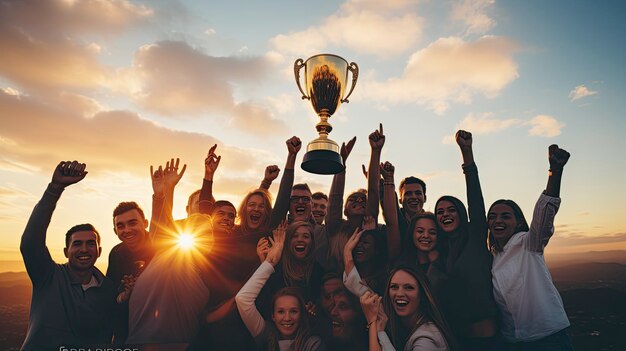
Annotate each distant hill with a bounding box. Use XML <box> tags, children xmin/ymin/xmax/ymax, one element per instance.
<box><xmin>546</xmin><ymin>250</ymin><xmax>626</xmax><ymax>268</ymax></box>
<box><xmin>550</xmin><ymin>262</ymin><xmax>626</xmax><ymax>282</ymax></box>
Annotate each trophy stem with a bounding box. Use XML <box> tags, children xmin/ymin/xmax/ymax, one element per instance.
<box><xmin>316</xmin><ymin>110</ymin><xmax>333</xmax><ymax>139</ymax></box>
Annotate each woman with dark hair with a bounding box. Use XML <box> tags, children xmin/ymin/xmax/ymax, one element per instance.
<box><xmin>342</xmin><ymin>216</ymin><xmax>389</xmax><ymax>296</ymax></box>
<box><xmin>256</xmin><ymin>221</ymin><xmax>326</xmax><ymax>317</ymax></box>
<box><xmin>434</xmin><ymin>130</ymin><xmax>499</xmax><ymax>349</ymax></box>
<box><xmin>488</xmin><ymin>145</ymin><xmax>573</xmax><ymax>350</ymax></box>
<box><xmin>400</xmin><ymin>213</ymin><xmax>447</xmax><ymax>298</ymax></box>
<box><xmin>236</xmin><ymin>224</ymin><xmax>326</xmax><ymax>351</ymax></box>
<box><xmin>360</xmin><ymin>266</ymin><xmax>454</xmax><ymax>351</ymax></box>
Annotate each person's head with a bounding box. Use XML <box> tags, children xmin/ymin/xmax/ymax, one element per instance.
<box><xmin>399</xmin><ymin>177</ymin><xmax>427</xmax><ymax>217</ymax></box>
<box><xmin>329</xmin><ymin>288</ymin><xmax>366</xmax><ymax>342</ymax></box>
<box><xmin>186</xmin><ymin>189</ymin><xmax>201</xmax><ymax>216</ymax></box>
<box><xmin>408</xmin><ymin>212</ymin><xmax>438</xmax><ymax>254</ymax></box>
<box><xmin>435</xmin><ymin>196</ymin><xmax>468</xmax><ymax>235</ymax></box>
<box><xmin>319</xmin><ymin>273</ymin><xmax>342</xmax><ymax>315</ymax></box>
<box><xmin>269</xmin><ymin>287</ymin><xmax>311</xmax><ymax>349</ymax></box>
<box><xmin>344</xmin><ymin>189</ymin><xmax>367</xmax><ymax>218</ymax></box>
<box><xmin>290</xmin><ymin>183</ymin><xmax>312</xmax><ymax>222</ymax></box>
<box><xmin>64</xmin><ymin>224</ymin><xmax>102</xmax><ymax>272</ymax></box>
<box><xmin>113</xmin><ymin>201</ymin><xmax>148</xmax><ymax>252</ymax></box>
<box><xmin>210</xmin><ymin>200</ymin><xmax>236</xmax><ymax>235</ymax></box>
<box><xmin>383</xmin><ymin>266</ymin><xmax>451</xmax><ymax>348</ymax></box>
<box><xmin>284</xmin><ymin>221</ymin><xmax>314</xmax><ymax>261</ymax></box>
<box><xmin>353</xmin><ymin>230</ymin><xmax>386</xmax><ymax>266</ymax></box>
<box><xmin>237</xmin><ymin>189</ymin><xmax>272</xmax><ymax>233</ymax></box>
<box><xmin>311</xmin><ymin>192</ymin><xmax>328</xmax><ymax>225</ymax></box>
<box><xmin>487</xmin><ymin>200</ymin><xmax>529</xmax><ymax>252</ymax></box>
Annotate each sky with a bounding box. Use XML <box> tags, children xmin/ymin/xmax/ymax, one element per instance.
<box><xmin>1</xmin><ymin>0</ymin><xmax>625</xmax><ymax>272</ymax></box>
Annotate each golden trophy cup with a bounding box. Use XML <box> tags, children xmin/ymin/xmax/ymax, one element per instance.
<box><xmin>294</xmin><ymin>54</ymin><xmax>358</xmax><ymax>174</ymax></box>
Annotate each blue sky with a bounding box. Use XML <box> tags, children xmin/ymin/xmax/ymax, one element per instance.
<box><xmin>0</xmin><ymin>0</ymin><xmax>625</xmax><ymax>270</ymax></box>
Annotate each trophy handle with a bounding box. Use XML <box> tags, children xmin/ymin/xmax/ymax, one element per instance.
<box><xmin>341</xmin><ymin>62</ymin><xmax>359</xmax><ymax>103</ymax></box>
<box><xmin>294</xmin><ymin>59</ymin><xmax>310</xmax><ymax>100</ymax></box>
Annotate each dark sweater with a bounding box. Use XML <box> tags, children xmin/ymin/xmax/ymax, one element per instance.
<box><xmin>20</xmin><ymin>184</ymin><xmax>116</xmax><ymax>350</ymax></box>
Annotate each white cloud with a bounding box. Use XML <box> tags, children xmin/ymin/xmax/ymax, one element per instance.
<box><xmin>270</xmin><ymin>0</ymin><xmax>423</xmax><ymax>58</ymax></box>
<box><xmin>230</xmin><ymin>102</ymin><xmax>289</xmax><ymax>136</ymax></box>
<box><xmin>451</xmin><ymin>0</ymin><xmax>496</xmax><ymax>35</ymax></box>
<box><xmin>442</xmin><ymin>112</ymin><xmax>522</xmax><ymax>144</ymax></box>
<box><xmin>569</xmin><ymin>85</ymin><xmax>598</xmax><ymax>101</ymax></box>
<box><xmin>204</xmin><ymin>28</ymin><xmax>216</xmax><ymax>36</ymax></box>
<box><xmin>527</xmin><ymin>115</ymin><xmax>564</xmax><ymax>137</ymax></box>
<box><xmin>128</xmin><ymin>40</ymin><xmax>270</xmax><ymax>117</ymax></box>
<box><xmin>362</xmin><ymin>36</ymin><xmax>519</xmax><ymax>114</ymax></box>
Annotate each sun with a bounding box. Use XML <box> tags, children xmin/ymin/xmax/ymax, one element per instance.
<box><xmin>177</xmin><ymin>233</ymin><xmax>195</xmax><ymax>249</ymax></box>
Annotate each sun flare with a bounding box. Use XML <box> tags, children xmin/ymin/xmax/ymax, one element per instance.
<box><xmin>177</xmin><ymin>233</ymin><xmax>195</xmax><ymax>249</ymax></box>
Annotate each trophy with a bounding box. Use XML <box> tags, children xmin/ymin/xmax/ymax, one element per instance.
<box><xmin>294</xmin><ymin>54</ymin><xmax>358</xmax><ymax>174</ymax></box>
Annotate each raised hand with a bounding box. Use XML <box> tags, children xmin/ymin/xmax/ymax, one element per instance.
<box><xmin>264</xmin><ymin>165</ymin><xmax>280</xmax><ymax>183</ymax></box>
<box><xmin>266</xmin><ymin>221</ymin><xmax>287</xmax><ymax>266</ymax></box>
<box><xmin>548</xmin><ymin>144</ymin><xmax>570</xmax><ymax>171</ymax></box>
<box><xmin>379</xmin><ymin>161</ymin><xmax>395</xmax><ymax>182</ymax></box>
<box><xmin>204</xmin><ymin>144</ymin><xmax>221</xmax><ymax>179</ymax></box>
<box><xmin>150</xmin><ymin>165</ymin><xmax>164</xmax><ymax>195</ymax></box>
<box><xmin>163</xmin><ymin>158</ymin><xmax>187</xmax><ymax>190</ymax></box>
<box><xmin>369</xmin><ymin>123</ymin><xmax>385</xmax><ymax>150</ymax></box>
<box><xmin>116</xmin><ymin>274</ymin><xmax>137</xmax><ymax>303</ymax></box>
<box><xmin>340</xmin><ymin>136</ymin><xmax>357</xmax><ymax>164</ymax></box>
<box><xmin>256</xmin><ymin>237</ymin><xmax>270</xmax><ymax>263</ymax></box>
<box><xmin>361</xmin><ymin>216</ymin><xmax>376</xmax><ymax>231</ymax></box>
<box><xmin>361</xmin><ymin>164</ymin><xmax>368</xmax><ymax>180</ymax></box>
<box><xmin>344</xmin><ymin>227</ymin><xmax>365</xmax><ymax>261</ymax></box>
<box><xmin>286</xmin><ymin>136</ymin><xmax>302</xmax><ymax>155</ymax></box>
<box><xmin>455</xmin><ymin>130</ymin><xmax>473</xmax><ymax>150</ymax></box>
<box><xmin>360</xmin><ymin>291</ymin><xmax>382</xmax><ymax>325</ymax></box>
<box><xmin>51</xmin><ymin>161</ymin><xmax>87</xmax><ymax>187</ymax></box>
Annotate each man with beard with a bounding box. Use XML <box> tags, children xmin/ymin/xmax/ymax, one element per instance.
<box><xmin>107</xmin><ymin>201</ymin><xmax>154</xmax><ymax>343</ymax></box>
<box><xmin>20</xmin><ymin>161</ymin><xmax>116</xmax><ymax>349</ymax></box>
<box><xmin>327</xmin><ymin>288</ymin><xmax>368</xmax><ymax>350</ymax></box>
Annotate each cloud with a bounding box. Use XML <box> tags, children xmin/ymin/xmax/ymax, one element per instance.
<box><xmin>527</xmin><ymin>115</ymin><xmax>564</xmax><ymax>137</ymax></box>
<box><xmin>442</xmin><ymin>112</ymin><xmax>522</xmax><ymax>143</ymax></box>
<box><xmin>550</xmin><ymin>230</ymin><xmax>626</xmax><ymax>247</ymax></box>
<box><xmin>128</xmin><ymin>40</ymin><xmax>272</xmax><ymax>118</ymax></box>
<box><xmin>442</xmin><ymin>112</ymin><xmax>564</xmax><ymax>143</ymax></box>
<box><xmin>569</xmin><ymin>84</ymin><xmax>598</xmax><ymax>102</ymax></box>
<box><xmin>0</xmin><ymin>0</ymin><xmax>153</xmax><ymax>93</ymax></box>
<box><xmin>230</xmin><ymin>102</ymin><xmax>289</xmax><ymax>136</ymax></box>
<box><xmin>0</xmin><ymin>90</ymin><xmax>269</xmax><ymax>181</ymax></box>
<box><xmin>451</xmin><ymin>0</ymin><xmax>496</xmax><ymax>35</ymax></box>
<box><xmin>363</xmin><ymin>36</ymin><xmax>519</xmax><ymax>114</ymax></box>
<box><xmin>270</xmin><ymin>0</ymin><xmax>423</xmax><ymax>58</ymax></box>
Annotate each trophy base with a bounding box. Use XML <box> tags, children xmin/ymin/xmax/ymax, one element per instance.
<box><xmin>302</xmin><ymin>150</ymin><xmax>344</xmax><ymax>175</ymax></box>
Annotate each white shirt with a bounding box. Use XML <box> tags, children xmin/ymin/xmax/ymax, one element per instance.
<box><xmin>491</xmin><ymin>193</ymin><xmax>570</xmax><ymax>342</ymax></box>
<box><xmin>378</xmin><ymin>322</ymin><xmax>449</xmax><ymax>351</ymax></box>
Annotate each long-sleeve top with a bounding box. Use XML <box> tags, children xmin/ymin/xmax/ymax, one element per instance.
<box><xmin>378</xmin><ymin>322</ymin><xmax>449</xmax><ymax>351</ymax></box>
<box><xmin>439</xmin><ymin>163</ymin><xmax>498</xmax><ymax>333</ymax></box>
<box><xmin>491</xmin><ymin>193</ymin><xmax>570</xmax><ymax>342</ymax></box>
<box><xmin>20</xmin><ymin>184</ymin><xmax>116</xmax><ymax>350</ymax></box>
<box><xmin>235</xmin><ymin>261</ymin><xmax>325</xmax><ymax>351</ymax></box>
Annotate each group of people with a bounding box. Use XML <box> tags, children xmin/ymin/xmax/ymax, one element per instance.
<box><xmin>20</xmin><ymin>125</ymin><xmax>573</xmax><ymax>351</ymax></box>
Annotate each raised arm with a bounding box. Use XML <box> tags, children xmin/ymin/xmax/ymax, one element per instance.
<box><xmin>21</xmin><ymin>161</ymin><xmax>87</xmax><ymax>285</ymax></box>
<box><xmin>199</xmin><ymin>144</ymin><xmax>220</xmax><ymax>214</ymax></box>
<box><xmin>235</xmin><ymin>222</ymin><xmax>286</xmax><ymax>338</ymax></box>
<box><xmin>149</xmin><ymin>158</ymin><xmax>186</xmax><ymax>245</ymax></box>
<box><xmin>360</xmin><ymin>291</ymin><xmax>385</xmax><ymax>351</ymax></box>
<box><xmin>326</xmin><ymin>136</ymin><xmax>356</xmax><ymax>236</ymax></box>
<box><xmin>380</xmin><ymin>161</ymin><xmax>401</xmax><ymax>258</ymax></box>
<box><xmin>269</xmin><ymin>137</ymin><xmax>301</xmax><ymax>228</ymax></box>
<box><xmin>456</xmin><ymin>130</ymin><xmax>487</xmax><ymax>233</ymax></box>
<box><xmin>259</xmin><ymin>165</ymin><xmax>280</xmax><ymax>190</ymax></box>
<box><xmin>528</xmin><ymin>145</ymin><xmax>570</xmax><ymax>251</ymax></box>
<box><xmin>367</xmin><ymin>124</ymin><xmax>385</xmax><ymax>218</ymax></box>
